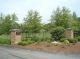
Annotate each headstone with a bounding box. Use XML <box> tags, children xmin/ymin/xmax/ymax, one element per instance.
<box><xmin>10</xmin><ymin>29</ymin><xmax>21</xmax><ymax>45</ymax></box>
<box><xmin>64</xmin><ymin>28</ymin><xmax>74</xmax><ymax>38</ymax></box>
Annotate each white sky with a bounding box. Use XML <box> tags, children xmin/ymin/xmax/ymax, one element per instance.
<box><xmin>0</xmin><ymin>0</ymin><xmax>80</xmax><ymax>23</ymax></box>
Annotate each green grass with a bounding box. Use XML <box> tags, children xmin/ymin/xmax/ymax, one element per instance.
<box><xmin>0</xmin><ymin>35</ymin><xmax>11</xmax><ymax>44</ymax></box>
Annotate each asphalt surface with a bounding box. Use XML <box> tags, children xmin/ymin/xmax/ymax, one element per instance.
<box><xmin>0</xmin><ymin>45</ymin><xmax>80</xmax><ymax>59</ymax></box>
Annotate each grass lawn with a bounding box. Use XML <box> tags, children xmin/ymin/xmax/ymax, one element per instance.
<box><xmin>0</xmin><ymin>35</ymin><xmax>11</xmax><ymax>44</ymax></box>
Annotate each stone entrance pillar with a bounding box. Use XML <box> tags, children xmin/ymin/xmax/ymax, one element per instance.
<box><xmin>64</xmin><ymin>28</ymin><xmax>74</xmax><ymax>39</ymax></box>
<box><xmin>10</xmin><ymin>29</ymin><xmax>21</xmax><ymax>45</ymax></box>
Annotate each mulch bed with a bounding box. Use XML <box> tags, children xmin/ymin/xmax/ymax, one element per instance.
<box><xmin>13</xmin><ymin>42</ymin><xmax>80</xmax><ymax>52</ymax></box>
<box><xmin>24</xmin><ymin>42</ymin><xmax>80</xmax><ymax>52</ymax></box>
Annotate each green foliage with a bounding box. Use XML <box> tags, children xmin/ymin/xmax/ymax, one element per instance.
<box><xmin>31</xmin><ymin>34</ymin><xmax>52</xmax><ymax>42</ymax></box>
<box><xmin>46</xmin><ymin>38</ymin><xmax>52</xmax><ymax>43</ymax></box>
<box><xmin>60</xmin><ymin>38</ymin><xmax>68</xmax><ymax>42</ymax></box>
<box><xmin>0</xmin><ymin>35</ymin><xmax>10</xmax><ymax>44</ymax></box>
<box><xmin>63</xmin><ymin>40</ymin><xmax>69</xmax><ymax>45</ymax></box>
<box><xmin>43</xmin><ymin>23</ymin><xmax>54</xmax><ymax>32</ymax></box>
<box><xmin>76</xmin><ymin>36</ymin><xmax>80</xmax><ymax>41</ymax></box>
<box><xmin>70</xmin><ymin>12</ymin><xmax>79</xmax><ymax>30</ymax></box>
<box><xmin>11</xmin><ymin>13</ymin><xmax>19</xmax><ymax>29</ymax></box>
<box><xmin>22</xmin><ymin>32</ymin><xmax>52</xmax><ymax>43</ymax></box>
<box><xmin>0</xmin><ymin>15</ymin><xmax>12</xmax><ymax>34</ymax></box>
<box><xmin>0</xmin><ymin>13</ymin><xmax>19</xmax><ymax>34</ymax></box>
<box><xmin>68</xmin><ymin>38</ymin><xmax>78</xmax><ymax>43</ymax></box>
<box><xmin>21</xmin><ymin>32</ymin><xmax>52</xmax><ymax>44</ymax></box>
<box><xmin>22</xmin><ymin>38</ymin><xmax>31</xmax><ymax>41</ymax></box>
<box><xmin>18</xmin><ymin>39</ymin><xmax>33</xmax><ymax>46</ymax></box>
<box><xmin>24</xmin><ymin>10</ymin><xmax>42</xmax><ymax>33</ymax></box>
<box><xmin>18</xmin><ymin>41</ymin><xmax>28</xmax><ymax>46</ymax></box>
<box><xmin>50</xmin><ymin>7</ymin><xmax>79</xmax><ymax>31</ymax></box>
<box><xmin>74</xmin><ymin>30</ymin><xmax>80</xmax><ymax>37</ymax></box>
<box><xmin>50</xmin><ymin>7</ymin><xmax>71</xmax><ymax>28</ymax></box>
<box><xmin>50</xmin><ymin>27</ymin><xmax>64</xmax><ymax>41</ymax></box>
<box><xmin>60</xmin><ymin>38</ymin><xmax>78</xmax><ymax>43</ymax></box>
<box><xmin>0</xmin><ymin>7</ymin><xmax>80</xmax><ymax>44</ymax></box>
<box><xmin>31</xmin><ymin>35</ymin><xmax>39</xmax><ymax>42</ymax></box>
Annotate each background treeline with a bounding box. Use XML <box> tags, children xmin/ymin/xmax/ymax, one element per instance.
<box><xmin>0</xmin><ymin>7</ymin><xmax>80</xmax><ymax>45</ymax></box>
<box><xmin>0</xmin><ymin>7</ymin><xmax>80</xmax><ymax>35</ymax></box>
<box><xmin>0</xmin><ymin>13</ymin><xmax>20</xmax><ymax>34</ymax></box>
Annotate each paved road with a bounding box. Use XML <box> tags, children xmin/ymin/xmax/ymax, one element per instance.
<box><xmin>0</xmin><ymin>46</ymin><xmax>80</xmax><ymax>59</ymax></box>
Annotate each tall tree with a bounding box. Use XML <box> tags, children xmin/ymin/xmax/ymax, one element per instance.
<box><xmin>24</xmin><ymin>10</ymin><xmax>42</xmax><ymax>33</ymax></box>
<box><xmin>72</xmin><ymin>12</ymin><xmax>77</xmax><ymax>20</ymax></box>
<box><xmin>2</xmin><ymin>15</ymin><xmax>12</xmax><ymax>34</ymax></box>
<box><xmin>11</xmin><ymin>13</ymin><xmax>19</xmax><ymax>29</ymax></box>
<box><xmin>51</xmin><ymin>7</ymin><xmax>62</xmax><ymax>26</ymax></box>
<box><xmin>50</xmin><ymin>7</ymin><xmax>72</xmax><ymax>29</ymax></box>
<box><xmin>0</xmin><ymin>13</ymin><xmax>4</xmax><ymax>24</ymax></box>
<box><xmin>70</xmin><ymin>12</ymin><xmax>79</xmax><ymax>30</ymax></box>
<box><xmin>0</xmin><ymin>13</ymin><xmax>5</xmax><ymax>34</ymax></box>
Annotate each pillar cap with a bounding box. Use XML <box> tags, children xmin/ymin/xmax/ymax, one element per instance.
<box><xmin>10</xmin><ymin>29</ymin><xmax>21</xmax><ymax>32</ymax></box>
<box><xmin>65</xmin><ymin>28</ymin><xmax>73</xmax><ymax>30</ymax></box>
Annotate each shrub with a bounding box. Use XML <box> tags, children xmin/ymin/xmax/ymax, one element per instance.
<box><xmin>46</xmin><ymin>38</ymin><xmax>52</xmax><ymax>43</ymax></box>
<box><xmin>22</xmin><ymin>38</ymin><xmax>31</xmax><ymax>41</ymax></box>
<box><xmin>18</xmin><ymin>40</ymin><xmax>33</xmax><ymax>46</ymax></box>
<box><xmin>0</xmin><ymin>39</ymin><xmax>10</xmax><ymax>44</ymax></box>
<box><xmin>60</xmin><ymin>38</ymin><xmax>68</xmax><ymax>42</ymax></box>
<box><xmin>31</xmin><ymin>36</ymin><xmax>39</xmax><ymax>42</ymax></box>
<box><xmin>18</xmin><ymin>41</ymin><xmax>28</xmax><ymax>46</ymax></box>
<box><xmin>63</xmin><ymin>40</ymin><xmax>69</xmax><ymax>45</ymax></box>
<box><xmin>60</xmin><ymin>38</ymin><xmax>78</xmax><ymax>43</ymax></box>
<box><xmin>76</xmin><ymin>36</ymin><xmax>80</xmax><ymax>41</ymax></box>
<box><xmin>43</xmin><ymin>37</ymin><xmax>52</xmax><ymax>42</ymax></box>
<box><xmin>50</xmin><ymin>27</ymin><xmax>64</xmax><ymax>41</ymax></box>
<box><xmin>0</xmin><ymin>35</ymin><xmax>10</xmax><ymax>44</ymax></box>
<box><xmin>68</xmin><ymin>38</ymin><xmax>78</xmax><ymax>43</ymax></box>
<box><xmin>74</xmin><ymin>30</ymin><xmax>80</xmax><ymax>37</ymax></box>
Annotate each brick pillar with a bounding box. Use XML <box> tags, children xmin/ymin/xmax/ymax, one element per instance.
<box><xmin>10</xmin><ymin>29</ymin><xmax>21</xmax><ymax>45</ymax></box>
<box><xmin>64</xmin><ymin>28</ymin><xmax>74</xmax><ymax>39</ymax></box>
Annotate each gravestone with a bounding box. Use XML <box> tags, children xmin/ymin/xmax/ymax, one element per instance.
<box><xmin>10</xmin><ymin>29</ymin><xmax>21</xmax><ymax>45</ymax></box>
<box><xmin>64</xmin><ymin>28</ymin><xmax>74</xmax><ymax>38</ymax></box>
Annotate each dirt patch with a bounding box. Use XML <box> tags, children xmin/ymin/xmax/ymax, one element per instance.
<box><xmin>14</xmin><ymin>42</ymin><xmax>80</xmax><ymax>52</ymax></box>
<box><xmin>25</xmin><ymin>42</ymin><xmax>80</xmax><ymax>52</ymax></box>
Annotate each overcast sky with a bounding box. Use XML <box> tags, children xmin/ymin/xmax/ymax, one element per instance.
<box><xmin>0</xmin><ymin>0</ymin><xmax>80</xmax><ymax>23</ymax></box>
